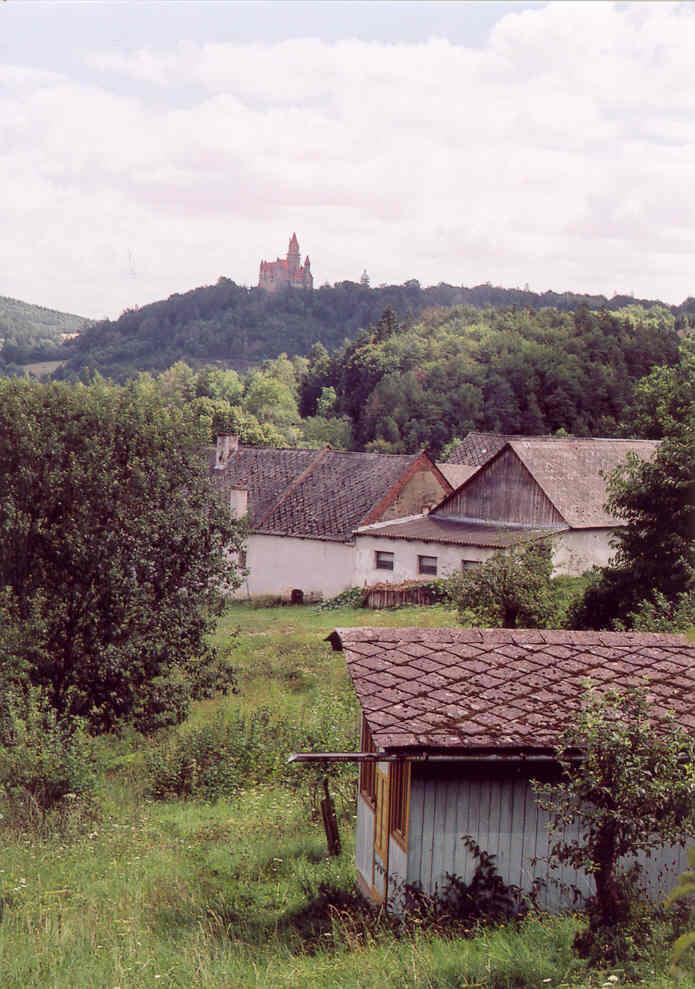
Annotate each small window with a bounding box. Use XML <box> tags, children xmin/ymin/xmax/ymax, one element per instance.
<box><xmin>389</xmin><ymin>760</ymin><xmax>410</xmax><ymax>848</ymax></box>
<box><xmin>418</xmin><ymin>555</ymin><xmax>438</xmax><ymax>576</ymax></box>
<box><xmin>359</xmin><ymin>717</ymin><xmax>376</xmax><ymax>806</ymax></box>
<box><xmin>375</xmin><ymin>550</ymin><xmax>394</xmax><ymax>571</ymax></box>
<box><xmin>461</xmin><ymin>558</ymin><xmax>479</xmax><ymax>571</ymax></box>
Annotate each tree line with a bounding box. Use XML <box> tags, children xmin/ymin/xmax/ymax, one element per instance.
<box><xmin>48</xmin><ymin>276</ymin><xmax>695</xmax><ymax>381</ymax></box>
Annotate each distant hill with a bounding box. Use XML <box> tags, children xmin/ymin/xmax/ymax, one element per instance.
<box><xmin>0</xmin><ymin>296</ymin><xmax>88</xmax><ymax>367</ymax></box>
<box><xmin>59</xmin><ymin>277</ymin><xmax>689</xmax><ymax>381</ymax></box>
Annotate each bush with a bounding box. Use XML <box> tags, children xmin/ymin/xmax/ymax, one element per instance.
<box><xmin>446</xmin><ymin>540</ymin><xmax>560</xmax><ymax>628</ymax></box>
<box><xmin>0</xmin><ymin>689</ymin><xmax>97</xmax><ymax>833</ymax></box>
<box><xmin>318</xmin><ymin>588</ymin><xmax>365</xmax><ymax>611</ymax></box>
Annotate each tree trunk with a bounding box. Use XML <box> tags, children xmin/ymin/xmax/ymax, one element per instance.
<box><xmin>592</xmin><ymin>824</ymin><xmax>621</xmax><ymax>928</ymax></box>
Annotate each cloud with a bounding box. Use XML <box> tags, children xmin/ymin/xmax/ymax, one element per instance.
<box><xmin>1</xmin><ymin>2</ymin><xmax>694</xmax><ymax>317</ymax></box>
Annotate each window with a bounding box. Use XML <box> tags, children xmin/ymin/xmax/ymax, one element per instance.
<box><xmin>375</xmin><ymin>550</ymin><xmax>394</xmax><ymax>571</ymax></box>
<box><xmin>418</xmin><ymin>555</ymin><xmax>438</xmax><ymax>576</ymax></box>
<box><xmin>359</xmin><ymin>717</ymin><xmax>376</xmax><ymax>806</ymax></box>
<box><xmin>461</xmin><ymin>558</ymin><xmax>479</xmax><ymax>571</ymax></box>
<box><xmin>389</xmin><ymin>761</ymin><xmax>410</xmax><ymax>848</ymax></box>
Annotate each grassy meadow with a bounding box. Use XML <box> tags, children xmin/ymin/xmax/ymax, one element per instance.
<box><xmin>0</xmin><ymin>602</ymin><xmax>690</xmax><ymax>989</ymax></box>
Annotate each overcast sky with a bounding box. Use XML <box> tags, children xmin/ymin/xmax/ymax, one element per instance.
<box><xmin>2</xmin><ymin>1</ymin><xmax>694</xmax><ymax>318</ymax></box>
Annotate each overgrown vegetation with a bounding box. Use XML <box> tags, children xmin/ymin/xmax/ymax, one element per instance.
<box><xmin>0</xmin><ymin>603</ymin><xmax>689</xmax><ymax>988</ymax></box>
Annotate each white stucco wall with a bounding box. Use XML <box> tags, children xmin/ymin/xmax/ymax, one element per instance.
<box><xmin>551</xmin><ymin>528</ymin><xmax>617</xmax><ymax>576</ymax></box>
<box><xmin>354</xmin><ymin>527</ymin><xmax>620</xmax><ymax>585</ymax></box>
<box><xmin>354</xmin><ymin>534</ymin><xmax>496</xmax><ymax>586</ymax></box>
<box><xmin>234</xmin><ymin>533</ymin><xmax>355</xmax><ymax>600</ymax></box>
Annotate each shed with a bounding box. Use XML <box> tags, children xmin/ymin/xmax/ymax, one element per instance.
<box><xmin>326</xmin><ymin>627</ymin><xmax>694</xmax><ymax>911</ymax></box>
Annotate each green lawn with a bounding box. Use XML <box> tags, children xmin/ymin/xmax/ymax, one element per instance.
<box><xmin>0</xmin><ymin>602</ymin><xmax>689</xmax><ymax>989</ymax></box>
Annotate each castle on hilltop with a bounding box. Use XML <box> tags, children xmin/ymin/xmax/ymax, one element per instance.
<box><xmin>258</xmin><ymin>233</ymin><xmax>313</xmax><ymax>293</ymax></box>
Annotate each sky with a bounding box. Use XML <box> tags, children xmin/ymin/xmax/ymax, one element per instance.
<box><xmin>2</xmin><ymin>0</ymin><xmax>695</xmax><ymax>319</ymax></box>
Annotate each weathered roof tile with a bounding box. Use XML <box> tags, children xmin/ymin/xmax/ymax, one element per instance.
<box><xmin>333</xmin><ymin>627</ymin><xmax>695</xmax><ymax>754</ymax></box>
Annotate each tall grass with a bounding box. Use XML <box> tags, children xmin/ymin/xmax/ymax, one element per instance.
<box><xmin>0</xmin><ymin>603</ymin><xmax>689</xmax><ymax>989</ymax></box>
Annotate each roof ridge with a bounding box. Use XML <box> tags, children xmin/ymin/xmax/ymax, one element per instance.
<box><xmin>254</xmin><ymin>445</ymin><xmax>331</xmax><ymax>529</ymax></box>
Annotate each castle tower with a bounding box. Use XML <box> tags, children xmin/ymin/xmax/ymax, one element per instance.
<box><xmin>287</xmin><ymin>232</ymin><xmax>300</xmax><ymax>274</ymax></box>
<box><xmin>259</xmin><ymin>234</ymin><xmax>313</xmax><ymax>292</ymax></box>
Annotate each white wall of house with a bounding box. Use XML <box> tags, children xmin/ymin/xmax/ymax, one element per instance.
<box><xmin>551</xmin><ymin>527</ymin><xmax>617</xmax><ymax>576</ymax></box>
<box><xmin>234</xmin><ymin>533</ymin><xmax>354</xmax><ymax>600</ymax></box>
<box><xmin>354</xmin><ymin>534</ymin><xmax>496</xmax><ymax>586</ymax></box>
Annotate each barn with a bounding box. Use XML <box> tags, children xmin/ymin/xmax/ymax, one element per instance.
<box><xmin>324</xmin><ymin>626</ymin><xmax>694</xmax><ymax>911</ymax></box>
<box><xmin>355</xmin><ymin>436</ymin><xmax>660</xmax><ymax>581</ymax></box>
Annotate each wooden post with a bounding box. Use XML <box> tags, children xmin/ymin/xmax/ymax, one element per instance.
<box><xmin>320</xmin><ymin>775</ymin><xmax>341</xmax><ymax>856</ymax></box>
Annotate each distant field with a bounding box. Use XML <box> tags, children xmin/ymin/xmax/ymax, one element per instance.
<box><xmin>0</xmin><ymin>602</ymin><xmax>688</xmax><ymax>989</ymax></box>
<box><xmin>21</xmin><ymin>359</ymin><xmax>65</xmax><ymax>377</ymax></box>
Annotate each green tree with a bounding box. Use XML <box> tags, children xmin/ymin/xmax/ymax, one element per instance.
<box><xmin>629</xmin><ymin>336</ymin><xmax>695</xmax><ymax>439</ymax></box>
<box><xmin>534</xmin><ymin>688</ymin><xmax>694</xmax><ymax>965</ymax></box>
<box><xmin>446</xmin><ymin>540</ymin><xmax>559</xmax><ymax>628</ymax></box>
<box><xmin>0</xmin><ymin>378</ymin><xmax>243</xmax><ymax>733</ymax></box>
<box><xmin>572</xmin><ymin>428</ymin><xmax>695</xmax><ymax>629</ymax></box>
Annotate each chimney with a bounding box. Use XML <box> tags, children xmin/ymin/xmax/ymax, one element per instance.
<box><xmin>229</xmin><ymin>486</ymin><xmax>248</xmax><ymax>519</ymax></box>
<box><xmin>215</xmin><ymin>434</ymin><xmax>239</xmax><ymax>469</ymax></box>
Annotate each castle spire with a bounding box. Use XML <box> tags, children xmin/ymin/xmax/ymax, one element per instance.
<box><xmin>288</xmin><ymin>232</ymin><xmax>299</xmax><ymax>254</ymax></box>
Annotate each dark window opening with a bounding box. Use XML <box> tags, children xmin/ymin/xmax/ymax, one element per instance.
<box><xmin>390</xmin><ymin>760</ymin><xmax>410</xmax><ymax>846</ymax></box>
<box><xmin>375</xmin><ymin>550</ymin><xmax>394</xmax><ymax>571</ymax></box>
<box><xmin>418</xmin><ymin>555</ymin><xmax>438</xmax><ymax>575</ymax></box>
<box><xmin>359</xmin><ymin>717</ymin><xmax>376</xmax><ymax>805</ymax></box>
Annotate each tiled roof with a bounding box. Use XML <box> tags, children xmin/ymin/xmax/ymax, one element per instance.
<box><xmin>211</xmin><ymin>446</ymin><xmax>445</xmax><ymax>541</ymax></box>
<box><xmin>356</xmin><ymin>514</ymin><xmax>554</xmax><ymax>548</ymax></box>
<box><xmin>209</xmin><ymin>446</ymin><xmax>320</xmax><ymax>524</ymax></box>
<box><xmin>446</xmin><ymin>432</ymin><xmax>550</xmax><ymax>467</ymax></box>
<box><xmin>436</xmin><ymin>462</ymin><xmax>479</xmax><ymax>488</ymax></box>
<box><xmin>507</xmin><ymin>438</ymin><xmax>660</xmax><ymax>528</ymax></box>
<box><xmin>330</xmin><ymin>627</ymin><xmax>695</xmax><ymax>754</ymax></box>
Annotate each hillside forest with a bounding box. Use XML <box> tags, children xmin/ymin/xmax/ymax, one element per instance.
<box><xmin>59</xmin><ymin>302</ymin><xmax>691</xmax><ymax>458</ymax></box>
<box><xmin>0</xmin><ymin>295</ymin><xmax>87</xmax><ymax>366</ymax></box>
<box><xmin>46</xmin><ymin>277</ymin><xmax>695</xmax><ymax>381</ymax></box>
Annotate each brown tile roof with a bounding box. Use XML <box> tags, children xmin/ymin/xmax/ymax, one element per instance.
<box><xmin>211</xmin><ymin>446</ymin><xmax>446</xmax><ymax>541</ymax></box>
<box><xmin>356</xmin><ymin>514</ymin><xmax>554</xmax><ymax>548</ymax></box>
<box><xmin>507</xmin><ymin>438</ymin><xmax>660</xmax><ymax>528</ymax></box>
<box><xmin>330</xmin><ymin>627</ymin><xmax>695</xmax><ymax>754</ymax></box>
<box><xmin>209</xmin><ymin>446</ymin><xmax>320</xmax><ymax>524</ymax></box>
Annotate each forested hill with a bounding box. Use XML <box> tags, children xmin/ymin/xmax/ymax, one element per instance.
<box><xmin>0</xmin><ymin>296</ymin><xmax>88</xmax><ymax>364</ymax></box>
<box><xmin>59</xmin><ymin>276</ymin><xmax>691</xmax><ymax>380</ymax></box>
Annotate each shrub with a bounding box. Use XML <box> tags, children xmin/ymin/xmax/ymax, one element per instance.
<box><xmin>0</xmin><ymin>688</ymin><xmax>97</xmax><ymax>833</ymax></box>
<box><xmin>318</xmin><ymin>588</ymin><xmax>365</xmax><ymax>611</ymax></box>
<box><xmin>446</xmin><ymin>540</ymin><xmax>560</xmax><ymax>628</ymax></box>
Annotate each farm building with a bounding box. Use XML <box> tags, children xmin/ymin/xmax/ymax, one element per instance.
<box><xmin>210</xmin><ymin>435</ymin><xmax>451</xmax><ymax>599</ymax></box>
<box><xmin>323</xmin><ymin>626</ymin><xmax>694</xmax><ymax>911</ymax></box>
<box><xmin>355</xmin><ymin>436</ymin><xmax>660</xmax><ymax>580</ymax></box>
